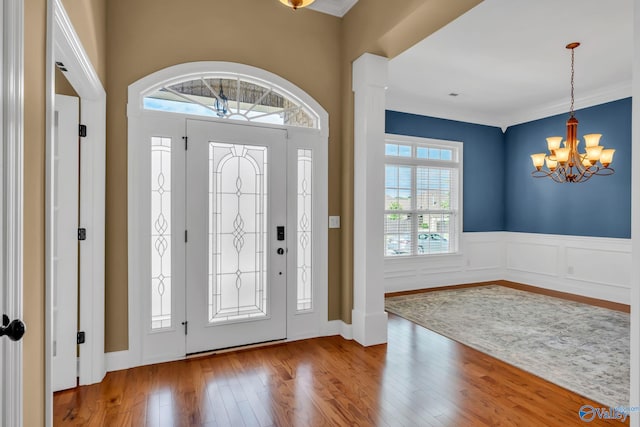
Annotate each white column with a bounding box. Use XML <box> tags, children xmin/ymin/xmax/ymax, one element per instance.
<box><xmin>630</xmin><ymin>1</ymin><xmax>640</xmax><ymax>425</ymax></box>
<box><xmin>351</xmin><ymin>53</ymin><xmax>388</xmax><ymax>346</ymax></box>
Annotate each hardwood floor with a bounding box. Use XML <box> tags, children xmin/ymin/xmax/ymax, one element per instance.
<box><xmin>54</xmin><ymin>314</ymin><xmax>629</xmax><ymax>426</ymax></box>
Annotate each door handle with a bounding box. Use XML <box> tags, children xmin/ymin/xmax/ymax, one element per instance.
<box><xmin>1</xmin><ymin>314</ymin><xmax>26</xmax><ymax>342</ymax></box>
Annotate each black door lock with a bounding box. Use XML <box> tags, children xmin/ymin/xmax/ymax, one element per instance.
<box><xmin>277</xmin><ymin>248</ymin><xmax>285</xmax><ymax>255</ymax></box>
<box><xmin>1</xmin><ymin>314</ymin><xmax>25</xmax><ymax>342</ymax></box>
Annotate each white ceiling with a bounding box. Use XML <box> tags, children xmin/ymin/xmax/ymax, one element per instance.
<box><xmin>387</xmin><ymin>0</ymin><xmax>633</xmax><ymax>130</ymax></box>
<box><xmin>308</xmin><ymin>0</ymin><xmax>358</xmax><ymax>17</ymax></box>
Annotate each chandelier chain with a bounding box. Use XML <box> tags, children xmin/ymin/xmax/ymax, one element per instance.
<box><xmin>570</xmin><ymin>47</ymin><xmax>575</xmax><ymax>117</ymax></box>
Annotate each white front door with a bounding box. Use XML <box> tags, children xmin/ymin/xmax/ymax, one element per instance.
<box><xmin>51</xmin><ymin>94</ymin><xmax>79</xmax><ymax>391</ymax></box>
<box><xmin>185</xmin><ymin>120</ymin><xmax>287</xmax><ymax>354</ymax></box>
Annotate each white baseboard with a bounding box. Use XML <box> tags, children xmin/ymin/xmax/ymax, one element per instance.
<box><xmin>503</xmin><ymin>272</ymin><xmax>631</xmax><ymax>304</ymax></box>
<box><xmin>351</xmin><ymin>309</ymin><xmax>388</xmax><ymax>346</ymax></box>
<box><xmin>325</xmin><ymin>319</ymin><xmax>353</xmax><ymax>340</ymax></box>
<box><xmin>105</xmin><ymin>350</ymin><xmax>135</xmax><ymax>373</ymax></box>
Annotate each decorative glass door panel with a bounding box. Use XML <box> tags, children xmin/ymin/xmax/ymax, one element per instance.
<box><xmin>186</xmin><ymin>120</ymin><xmax>287</xmax><ymax>354</ymax></box>
<box><xmin>209</xmin><ymin>143</ymin><xmax>268</xmax><ymax>323</ymax></box>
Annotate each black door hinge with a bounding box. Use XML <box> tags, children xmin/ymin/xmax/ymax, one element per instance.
<box><xmin>79</xmin><ymin>124</ymin><xmax>87</xmax><ymax>138</ymax></box>
<box><xmin>78</xmin><ymin>228</ymin><xmax>87</xmax><ymax>241</ymax></box>
<box><xmin>77</xmin><ymin>331</ymin><xmax>86</xmax><ymax>344</ymax></box>
<box><xmin>183</xmin><ymin>136</ymin><xmax>188</xmax><ymax>150</ymax></box>
<box><xmin>185</xmin><ymin>230</ymin><xmax>188</xmax><ymax>243</ymax></box>
<box><xmin>181</xmin><ymin>321</ymin><xmax>188</xmax><ymax>335</ymax></box>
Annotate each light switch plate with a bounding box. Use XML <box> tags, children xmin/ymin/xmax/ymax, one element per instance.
<box><xmin>329</xmin><ymin>216</ymin><xmax>341</xmax><ymax>229</ymax></box>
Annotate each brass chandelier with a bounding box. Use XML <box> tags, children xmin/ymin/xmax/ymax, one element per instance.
<box><xmin>279</xmin><ymin>0</ymin><xmax>315</xmax><ymax>10</ymax></box>
<box><xmin>530</xmin><ymin>42</ymin><xmax>615</xmax><ymax>183</ymax></box>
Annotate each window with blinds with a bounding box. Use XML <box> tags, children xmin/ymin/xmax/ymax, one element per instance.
<box><xmin>384</xmin><ymin>136</ymin><xmax>462</xmax><ymax>257</ymax></box>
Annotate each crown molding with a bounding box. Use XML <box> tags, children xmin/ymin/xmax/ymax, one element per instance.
<box><xmin>502</xmin><ymin>81</ymin><xmax>632</xmax><ymax>128</ymax></box>
<box><xmin>387</xmin><ymin>80</ymin><xmax>632</xmax><ymax>131</ymax></box>
<box><xmin>386</xmin><ymin>90</ymin><xmax>505</xmax><ymax>130</ymax></box>
<box><xmin>308</xmin><ymin>0</ymin><xmax>358</xmax><ymax>17</ymax></box>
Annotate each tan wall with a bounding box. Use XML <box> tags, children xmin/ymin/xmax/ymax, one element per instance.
<box><xmin>22</xmin><ymin>1</ymin><xmax>481</xmax><ymax>420</ymax></box>
<box><xmin>105</xmin><ymin>0</ymin><xmax>343</xmax><ymax>351</ymax></box>
<box><xmin>338</xmin><ymin>0</ymin><xmax>483</xmax><ymax>321</ymax></box>
<box><xmin>55</xmin><ymin>67</ymin><xmax>79</xmax><ymax>96</ymax></box>
<box><xmin>104</xmin><ymin>0</ymin><xmax>483</xmax><ymax>351</ymax></box>
<box><xmin>61</xmin><ymin>0</ymin><xmax>107</xmax><ymax>86</ymax></box>
<box><xmin>24</xmin><ymin>0</ymin><xmax>46</xmax><ymax>424</ymax></box>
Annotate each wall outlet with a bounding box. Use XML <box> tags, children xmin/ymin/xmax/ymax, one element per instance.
<box><xmin>329</xmin><ymin>216</ymin><xmax>341</xmax><ymax>229</ymax></box>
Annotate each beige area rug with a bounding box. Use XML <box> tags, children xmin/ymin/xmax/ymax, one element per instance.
<box><xmin>385</xmin><ymin>285</ymin><xmax>629</xmax><ymax>408</ymax></box>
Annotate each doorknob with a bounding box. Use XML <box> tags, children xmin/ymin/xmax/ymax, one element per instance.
<box><xmin>1</xmin><ymin>314</ymin><xmax>26</xmax><ymax>342</ymax></box>
<box><xmin>277</xmin><ymin>248</ymin><xmax>285</xmax><ymax>255</ymax></box>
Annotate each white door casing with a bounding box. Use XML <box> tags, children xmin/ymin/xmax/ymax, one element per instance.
<box><xmin>128</xmin><ymin>62</ymin><xmax>329</xmax><ymax>368</ymax></box>
<box><xmin>1</xmin><ymin>0</ymin><xmax>24</xmax><ymax>426</ymax></box>
<box><xmin>185</xmin><ymin>120</ymin><xmax>287</xmax><ymax>354</ymax></box>
<box><xmin>1</xmin><ymin>1</ymin><xmax>5</xmax><ymax>417</ymax></box>
<box><xmin>46</xmin><ymin>1</ymin><xmax>107</xmax><ymax>424</ymax></box>
<box><xmin>51</xmin><ymin>95</ymin><xmax>79</xmax><ymax>392</ymax></box>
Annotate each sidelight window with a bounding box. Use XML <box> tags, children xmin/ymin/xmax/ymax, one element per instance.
<box><xmin>151</xmin><ymin>137</ymin><xmax>173</xmax><ymax>329</ymax></box>
<box><xmin>296</xmin><ymin>149</ymin><xmax>313</xmax><ymax>312</ymax></box>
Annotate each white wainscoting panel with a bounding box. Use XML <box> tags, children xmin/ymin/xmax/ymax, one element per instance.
<box><xmin>504</xmin><ymin>233</ymin><xmax>631</xmax><ymax>304</ymax></box>
<box><xmin>566</xmin><ymin>247</ymin><xmax>632</xmax><ymax>288</ymax></box>
<box><xmin>385</xmin><ymin>232</ymin><xmax>632</xmax><ymax>305</ymax></box>
<box><xmin>506</xmin><ymin>241</ymin><xmax>559</xmax><ymax>277</ymax></box>
<box><xmin>384</xmin><ymin>232</ymin><xmax>506</xmax><ymax>293</ymax></box>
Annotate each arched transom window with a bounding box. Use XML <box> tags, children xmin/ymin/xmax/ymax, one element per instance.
<box><xmin>143</xmin><ymin>74</ymin><xmax>319</xmax><ymax>129</ymax></box>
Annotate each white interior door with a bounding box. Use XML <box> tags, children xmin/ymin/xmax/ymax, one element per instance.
<box><xmin>185</xmin><ymin>120</ymin><xmax>287</xmax><ymax>354</ymax></box>
<box><xmin>51</xmin><ymin>94</ymin><xmax>79</xmax><ymax>392</ymax></box>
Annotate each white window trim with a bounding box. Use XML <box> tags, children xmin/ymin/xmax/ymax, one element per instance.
<box><xmin>130</xmin><ymin>62</ymin><xmax>327</xmax><ymax>137</ymax></box>
<box><xmin>384</xmin><ymin>133</ymin><xmax>464</xmax><ymax>259</ymax></box>
<box><xmin>143</xmin><ymin>73</ymin><xmax>320</xmax><ymax>129</ymax></box>
<box><xmin>127</xmin><ymin>62</ymin><xmax>330</xmax><ymax>368</ymax></box>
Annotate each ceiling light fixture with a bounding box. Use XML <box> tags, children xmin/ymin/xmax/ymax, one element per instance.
<box><xmin>279</xmin><ymin>0</ymin><xmax>315</xmax><ymax>10</ymax></box>
<box><xmin>214</xmin><ymin>79</ymin><xmax>228</xmax><ymax>117</ymax></box>
<box><xmin>530</xmin><ymin>42</ymin><xmax>615</xmax><ymax>183</ymax></box>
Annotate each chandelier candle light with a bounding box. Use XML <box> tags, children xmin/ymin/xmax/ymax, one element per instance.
<box><xmin>530</xmin><ymin>42</ymin><xmax>615</xmax><ymax>183</ymax></box>
<box><xmin>279</xmin><ymin>0</ymin><xmax>315</xmax><ymax>10</ymax></box>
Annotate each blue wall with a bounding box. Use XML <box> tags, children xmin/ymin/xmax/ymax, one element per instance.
<box><xmin>386</xmin><ymin>97</ymin><xmax>632</xmax><ymax>238</ymax></box>
<box><xmin>504</xmin><ymin>98</ymin><xmax>631</xmax><ymax>238</ymax></box>
<box><xmin>386</xmin><ymin>110</ymin><xmax>505</xmax><ymax>232</ymax></box>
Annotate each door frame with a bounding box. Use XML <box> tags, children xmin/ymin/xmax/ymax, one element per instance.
<box><xmin>45</xmin><ymin>0</ymin><xmax>106</xmax><ymax>424</ymax></box>
<box><xmin>1</xmin><ymin>1</ymin><xmax>24</xmax><ymax>425</ymax></box>
<box><xmin>127</xmin><ymin>62</ymin><xmax>329</xmax><ymax>368</ymax></box>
